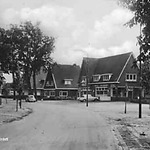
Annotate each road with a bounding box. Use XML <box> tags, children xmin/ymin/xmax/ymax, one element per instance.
<box><xmin>0</xmin><ymin>101</ymin><xmax>118</xmax><ymax>150</ymax></box>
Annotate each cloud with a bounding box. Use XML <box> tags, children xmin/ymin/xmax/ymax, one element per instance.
<box><xmin>1</xmin><ymin>5</ymin><xmax>137</xmax><ymax>66</ymax></box>
<box><xmin>2</xmin><ymin>5</ymin><xmax>81</xmax><ymax>34</ymax></box>
<box><xmin>1</xmin><ymin>4</ymin><xmax>86</xmax><ymax>64</ymax></box>
<box><xmin>108</xmin><ymin>41</ymin><xmax>136</xmax><ymax>54</ymax></box>
<box><xmin>60</xmin><ymin>40</ymin><xmax>136</xmax><ymax>65</ymax></box>
<box><xmin>89</xmin><ymin>8</ymin><xmax>133</xmax><ymax>44</ymax></box>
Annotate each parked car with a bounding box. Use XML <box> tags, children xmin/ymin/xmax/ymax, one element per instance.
<box><xmin>77</xmin><ymin>94</ymin><xmax>99</xmax><ymax>102</ymax></box>
<box><xmin>26</xmin><ymin>95</ymin><xmax>36</xmax><ymax>102</ymax></box>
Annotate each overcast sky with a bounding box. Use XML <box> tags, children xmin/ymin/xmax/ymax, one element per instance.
<box><xmin>1</xmin><ymin>0</ymin><xmax>140</xmax><ymax>82</ymax></box>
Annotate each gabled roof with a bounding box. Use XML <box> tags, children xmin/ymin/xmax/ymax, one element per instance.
<box><xmin>79</xmin><ymin>52</ymin><xmax>133</xmax><ymax>83</ymax></box>
<box><xmin>95</xmin><ymin>52</ymin><xmax>132</xmax><ymax>82</ymax></box>
<box><xmin>52</xmin><ymin>64</ymin><xmax>80</xmax><ymax>89</ymax></box>
<box><xmin>78</xmin><ymin>57</ymin><xmax>98</xmax><ymax>82</ymax></box>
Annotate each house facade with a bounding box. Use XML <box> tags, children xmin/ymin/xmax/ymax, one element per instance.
<box><xmin>78</xmin><ymin>52</ymin><xmax>140</xmax><ymax>101</ymax></box>
<box><xmin>44</xmin><ymin>64</ymin><xmax>80</xmax><ymax>100</ymax></box>
<box><xmin>29</xmin><ymin>68</ymin><xmax>47</xmax><ymax>98</ymax></box>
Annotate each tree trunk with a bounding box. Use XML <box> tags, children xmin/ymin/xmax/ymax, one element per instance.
<box><xmin>27</xmin><ymin>74</ymin><xmax>32</xmax><ymax>94</ymax></box>
<box><xmin>33</xmin><ymin>71</ymin><xmax>37</xmax><ymax>99</ymax></box>
<box><xmin>12</xmin><ymin>71</ymin><xmax>16</xmax><ymax>100</ymax></box>
<box><xmin>12</xmin><ymin>72</ymin><xmax>18</xmax><ymax>111</ymax></box>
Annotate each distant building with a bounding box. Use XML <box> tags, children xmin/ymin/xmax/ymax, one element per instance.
<box><xmin>30</xmin><ymin>68</ymin><xmax>47</xmax><ymax>97</ymax></box>
<box><xmin>44</xmin><ymin>64</ymin><xmax>80</xmax><ymax>100</ymax></box>
<box><xmin>78</xmin><ymin>52</ymin><xmax>140</xmax><ymax>101</ymax></box>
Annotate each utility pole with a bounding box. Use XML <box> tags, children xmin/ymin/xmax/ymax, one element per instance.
<box><xmin>139</xmin><ymin>24</ymin><xmax>142</xmax><ymax>118</ymax></box>
<box><xmin>139</xmin><ymin>46</ymin><xmax>142</xmax><ymax>118</ymax></box>
<box><xmin>86</xmin><ymin>57</ymin><xmax>88</xmax><ymax>107</ymax></box>
<box><xmin>125</xmin><ymin>82</ymin><xmax>128</xmax><ymax>114</ymax></box>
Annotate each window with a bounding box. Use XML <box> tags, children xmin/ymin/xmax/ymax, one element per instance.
<box><xmin>93</xmin><ymin>75</ymin><xmax>100</xmax><ymax>82</ymax></box>
<box><xmin>96</xmin><ymin>85</ymin><xmax>108</xmax><ymax>96</ymax></box>
<box><xmin>126</xmin><ymin>73</ymin><xmax>137</xmax><ymax>82</ymax></box>
<box><xmin>64</xmin><ymin>79</ymin><xmax>72</xmax><ymax>85</ymax></box>
<box><xmin>39</xmin><ymin>79</ymin><xmax>45</xmax><ymax>85</ymax></box>
<box><xmin>49</xmin><ymin>91</ymin><xmax>55</xmax><ymax>97</ymax></box>
<box><xmin>46</xmin><ymin>80</ymin><xmax>54</xmax><ymax>86</ymax></box>
<box><xmin>81</xmin><ymin>87</ymin><xmax>91</xmax><ymax>95</ymax></box>
<box><xmin>102</xmin><ymin>74</ymin><xmax>112</xmax><ymax>81</ymax></box>
<box><xmin>44</xmin><ymin>91</ymin><xmax>55</xmax><ymax>97</ymax></box>
<box><xmin>59</xmin><ymin>91</ymin><xmax>68</xmax><ymax>97</ymax></box>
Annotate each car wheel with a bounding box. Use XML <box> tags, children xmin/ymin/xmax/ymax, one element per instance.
<box><xmin>94</xmin><ymin>98</ymin><xmax>98</xmax><ymax>101</ymax></box>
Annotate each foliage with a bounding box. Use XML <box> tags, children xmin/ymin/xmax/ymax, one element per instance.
<box><xmin>0</xmin><ymin>21</ymin><xmax>55</xmax><ymax>96</ymax></box>
<box><xmin>119</xmin><ymin>0</ymin><xmax>150</xmax><ymax>91</ymax></box>
<box><xmin>0</xmin><ymin>74</ymin><xmax>4</xmax><ymax>87</ymax></box>
<box><xmin>0</xmin><ymin>28</ymin><xmax>12</xmax><ymax>73</ymax></box>
<box><xmin>119</xmin><ymin>0</ymin><xmax>150</xmax><ymax>57</ymax></box>
<box><xmin>141</xmin><ymin>57</ymin><xmax>150</xmax><ymax>93</ymax></box>
<box><xmin>18</xmin><ymin>21</ymin><xmax>55</xmax><ymax>96</ymax></box>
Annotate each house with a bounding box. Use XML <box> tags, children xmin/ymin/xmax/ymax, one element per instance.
<box><xmin>30</xmin><ymin>69</ymin><xmax>47</xmax><ymax>98</ymax></box>
<box><xmin>44</xmin><ymin>64</ymin><xmax>80</xmax><ymax>100</ymax></box>
<box><xmin>78</xmin><ymin>52</ymin><xmax>140</xmax><ymax>101</ymax></box>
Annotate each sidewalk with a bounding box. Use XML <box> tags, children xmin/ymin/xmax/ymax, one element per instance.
<box><xmin>0</xmin><ymin>98</ymin><xmax>32</xmax><ymax>125</ymax></box>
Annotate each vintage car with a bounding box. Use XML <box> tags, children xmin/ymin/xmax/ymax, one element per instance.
<box><xmin>77</xmin><ymin>94</ymin><xmax>99</xmax><ymax>102</ymax></box>
<box><xmin>26</xmin><ymin>95</ymin><xmax>36</xmax><ymax>102</ymax></box>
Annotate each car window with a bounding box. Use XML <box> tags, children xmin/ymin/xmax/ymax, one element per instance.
<box><xmin>29</xmin><ymin>95</ymin><xmax>33</xmax><ymax>98</ymax></box>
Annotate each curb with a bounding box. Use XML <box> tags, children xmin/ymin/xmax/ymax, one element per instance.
<box><xmin>112</xmin><ymin>126</ymin><xmax>129</xmax><ymax>150</ymax></box>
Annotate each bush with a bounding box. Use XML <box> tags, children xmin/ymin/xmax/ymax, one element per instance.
<box><xmin>111</xmin><ymin>97</ymin><xmax>129</xmax><ymax>101</ymax></box>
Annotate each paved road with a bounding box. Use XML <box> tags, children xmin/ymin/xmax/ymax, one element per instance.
<box><xmin>0</xmin><ymin>101</ymin><xmax>118</xmax><ymax>150</ymax></box>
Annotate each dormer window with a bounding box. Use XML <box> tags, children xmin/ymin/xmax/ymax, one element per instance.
<box><xmin>93</xmin><ymin>75</ymin><xmax>100</xmax><ymax>82</ymax></box>
<box><xmin>126</xmin><ymin>73</ymin><xmax>137</xmax><ymax>82</ymax></box>
<box><xmin>46</xmin><ymin>80</ymin><xmax>54</xmax><ymax>86</ymax></box>
<box><xmin>102</xmin><ymin>74</ymin><xmax>112</xmax><ymax>81</ymax></box>
<box><xmin>64</xmin><ymin>79</ymin><xmax>72</xmax><ymax>85</ymax></box>
<box><xmin>39</xmin><ymin>79</ymin><xmax>45</xmax><ymax>85</ymax></box>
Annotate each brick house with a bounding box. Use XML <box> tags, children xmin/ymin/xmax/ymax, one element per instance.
<box><xmin>30</xmin><ymin>69</ymin><xmax>47</xmax><ymax>98</ymax></box>
<box><xmin>44</xmin><ymin>64</ymin><xmax>80</xmax><ymax>100</ymax></box>
<box><xmin>78</xmin><ymin>52</ymin><xmax>141</xmax><ymax>101</ymax></box>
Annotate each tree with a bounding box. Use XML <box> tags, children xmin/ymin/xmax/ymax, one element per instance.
<box><xmin>18</xmin><ymin>21</ymin><xmax>55</xmax><ymax>98</ymax></box>
<box><xmin>0</xmin><ymin>74</ymin><xmax>4</xmax><ymax>105</ymax></box>
<box><xmin>0</xmin><ymin>27</ymin><xmax>11</xmax><ymax>105</ymax></box>
<box><xmin>0</xmin><ymin>21</ymin><xmax>55</xmax><ymax>101</ymax></box>
<box><xmin>119</xmin><ymin>0</ymin><xmax>150</xmax><ymax>118</ymax></box>
<box><xmin>118</xmin><ymin>0</ymin><xmax>150</xmax><ymax>59</ymax></box>
<box><xmin>0</xmin><ymin>28</ymin><xmax>12</xmax><ymax>73</ymax></box>
<box><xmin>119</xmin><ymin>0</ymin><xmax>150</xmax><ymax>90</ymax></box>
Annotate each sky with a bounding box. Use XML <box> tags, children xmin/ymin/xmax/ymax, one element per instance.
<box><xmin>0</xmin><ymin>0</ymin><xmax>140</xmax><ymax>82</ymax></box>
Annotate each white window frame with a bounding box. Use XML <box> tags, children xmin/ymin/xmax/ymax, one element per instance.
<box><xmin>102</xmin><ymin>74</ymin><xmax>112</xmax><ymax>81</ymax></box>
<box><xmin>64</xmin><ymin>79</ymin><xmax>72</xmax><ymax>85</ymax></box>
<box><xmin>59</xmin><ymin>91</ymin><xmax>68</xmax><ymax>97</ymax></box>
<box><xmin>46</xmin><ymin>80</ymin><xmax>54</xmax><ymax>86</ymax></box>
<box><xmin>44</xmin><ymin>90</ymin><xmax>55</xmax><ymax>97</ymax></box>
<box><xmin>96</xmin><ymin>86</ymin><xmax>108</xmax><ymax>96</ymax></box>
<box><xmin>93</xmin><ymin>75</ymin><xmax>100</xmax><ymax>82</ymax></box>
<box><xmin>126</xmin><ymin>73</ymin><xmax>137</xmax><ymax>82</ymax></box>
<box><xmin>49</xmin><ymin>91</ymin><xmax>55</xmax><ymax>97</ymax></box>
